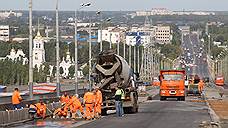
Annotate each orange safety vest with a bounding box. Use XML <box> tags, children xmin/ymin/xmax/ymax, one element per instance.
<box><xmin>36</xmin><ymin>103</ymin><xmax>47</xmax><ymax>114</ymax></box>
<box><xmin>12</xmin><ymin>91</ymin><xmax>22</xmax><ymax>105</ymax></box>
<box><xmin>95</xmin><ymin>90</ymin><xmax>102</xmax><ymax>104</ymax></box>
<box><xmin>60</xmin><ymin>95</ymin><xmax>70</xmax><ymax>103</ymax></box>
<box><xmin>57</xmin><ymin>108</ymin><xmax>67</xmax><ymax>116</ymax></box>
<box><xmin>84</xmin><ymin>92</ymin><xmax>95</xmax><ymax>104</ymax></box>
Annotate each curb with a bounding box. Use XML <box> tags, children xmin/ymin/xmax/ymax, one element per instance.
<box><xmin>205</xmin><ymin>100</ymin><xmax>221</xmax><ymax>128</ymax></box>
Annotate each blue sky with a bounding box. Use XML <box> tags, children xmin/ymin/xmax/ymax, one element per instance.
<box><xmin>0</xmin><ymin>0</ymin><xmax>228</xmax><ymax>11</ymax></box>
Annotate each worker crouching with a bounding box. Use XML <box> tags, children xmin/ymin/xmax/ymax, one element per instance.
<box><xmin>53</xmin><ymin>103</ymin><xmax>68</xmax><ymax>119</ymax></box>
<box><xmin>35</xmin><ymin>101</ymin><xmax>47</xmax><ymax>119</ymax></box>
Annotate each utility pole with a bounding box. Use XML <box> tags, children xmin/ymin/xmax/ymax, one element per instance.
<box><xmin>56</xmin><ymin>0</ymin><xmax>60</xmax><ymax>97</ymax></box>
<box><xmin>129</xmin><ymin>45</ymin><xmax>131</xmax><ymax>67</ymax></box>
<box><xmin>89</xmin><ymin>18</ymin><xmax>92</xmax><ymax>91</ymax></box>
<box><xmin>123</xmin><ymin>39</ymin><xmax>126</xmax><ymax>58</ymax></box>
<box><xmin>99</xmin><ymin>13</ymin><xmax>103</xmax><ymax>52</ymax></box>
<box><xmin>137</xmin><ymin>46</ymin><xmax>140</xmax><ymax>73</ymax></box>
<box><xmin>109</xmin><ymin>33</ymin><xmax>112</xmax><ymax>49</ymax></box>
<box><xmin>74</xmin><ymin>10</ymin><xmax>78</xmax><ymax>95</ymax></box>
<box><xmin>208</xmin><ymin>35</ymin><xmax>211</xmax><ymax>57</ymax></box>
<box><xmin>133</xmin><ymin>45</ymin><xmax>136</xmax><ymax>72</ymax></box>
<box><xmin>29</xmin><ymin>0</ymin><xmax>33</xmax><ymax>99</ymax></box>
<box><xmin>117</xmin><ymin>41</ymin><xmax>120</xmax><ymax>55</ymax></box>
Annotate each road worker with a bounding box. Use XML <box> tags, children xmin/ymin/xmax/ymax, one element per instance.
<box><xmin>12</xmin><ymin>88</ymin><xmax>23</xmax><ymax>110</ymax></box>
<box><xmin>28</xmin><ymin>104</ymin><xmax>37</xmax><ymax>118</ymax></box>
<box><xmin>53</xmin><ymin>103</ymin><xmax>68</xmax><ymax>118</ymax></box>
<box><xmin>60</xmin><ymin>92</ymin><xmax>70</xmax><ymax>104</ymax></box>
<box><xmin>115</xmin><ymin>85</ymin><xmax>125</xmax><ymax>117</ymax></box>
<box><xmin>94</xmin><ymin>86</ymin><xmax>102</xmax><ymax>118</ymax></box>
<box><xmin>69</xmin><ymin>94</ymin><xmax>84</xmax><ymax>119</ymax></box>
<box><xmin>35</xmin><ymin>101</ymin><xmax>47</xmax><ymax>119</ymax></box>
<box><xmin>83</xmin><ymin>90</ymin><xmax>96</xmax><ymax>120</ymax></box>
<box><xmin>198</xmin><ymin>79</ymin><xmax>205</xmax><ymax>94</ymax></box>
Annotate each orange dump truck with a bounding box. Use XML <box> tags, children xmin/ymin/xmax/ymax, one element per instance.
<box><xmin>215</xmin><ymin>76</ymin><xmax>224</xmax><ymax>86</ymax></box>
<box><xmin>159</xmin><ymin>70</ymin><xmax>186</xmax><ymax>101</ymax></box>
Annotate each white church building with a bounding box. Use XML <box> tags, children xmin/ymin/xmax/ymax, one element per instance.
<box><xmin>33</xmin><ymin>30</ymin><xmax>45</xmax><ymax>69</ymax></box>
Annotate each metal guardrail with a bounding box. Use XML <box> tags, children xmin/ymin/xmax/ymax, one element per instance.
<box><xmin>0</xmin><ymin>89</ymin><xmax>87</xmax><ymax>111</ymax></box>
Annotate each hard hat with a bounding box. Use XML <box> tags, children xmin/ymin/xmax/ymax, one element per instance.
<box><xmin>75</xmin><ymin>94</ymin><xmax>79</xmax><ymax>98</ymax></box>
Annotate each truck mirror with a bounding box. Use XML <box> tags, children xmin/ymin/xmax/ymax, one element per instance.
<box><xmin>159</xmin><ymin>75</ymin><xmax>163</xmax><ymax>81</ymax></box>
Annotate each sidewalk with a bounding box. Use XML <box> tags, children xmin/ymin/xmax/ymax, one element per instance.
<box><xmin>204</xmin><ymin>85</ymin><xmax>228</xmax><ymax>128</ymax></box>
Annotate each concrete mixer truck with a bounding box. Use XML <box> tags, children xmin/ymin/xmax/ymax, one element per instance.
<box><xmin>92</xmin><ymin>50</ymin><xmax>138</xmax><ymax>115</ymax></box>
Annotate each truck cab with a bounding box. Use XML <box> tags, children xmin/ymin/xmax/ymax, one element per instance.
<box><xmin>159</xmin><ymin>70</ymin><xmax>185</xmax><ymax>101</ymax></box>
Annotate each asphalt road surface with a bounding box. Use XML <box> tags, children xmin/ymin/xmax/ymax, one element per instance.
<box><xmin>79</xmin><ymin>95</ymin><xmax>210</xmax><ymax>128</ymax></box>
<box><xmin>181</xmin><ymin>33</ymin><xmax>210</xmax><ymax>79</ymax></box>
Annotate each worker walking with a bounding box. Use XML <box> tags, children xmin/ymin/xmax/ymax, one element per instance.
<box><xmin>83</xmin><ymin>90</ymin><xmax>96</xmax><ymax>120</ymax></box>
<box><xmin>35</xmin><ymin>101</ymin><xmax>47</xmax><ymax>119</ymax></box>
<box><xmin>115</xmin><ymin>85</ymin><xmax>125</xmax><ymax>117</ymax></box>
<box><xmin>198</xmin><ymin>79</ymin><xmax>205</xmax><ymax>94</ymax></box>
<box><xmin>94</xmin><ymin>86</ymin><xmax>102</xmax><ymax>118</ymax></box>
<box><xmin>12</xmin><ymin>88</ymin><xmax>23</xmax><ymax>110</ymax></box>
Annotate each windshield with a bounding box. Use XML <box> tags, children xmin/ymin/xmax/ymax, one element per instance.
<box><xmin>163</xmin><ymin>74</ymin><xmax>183</xmax><ymax>81</ymax></box>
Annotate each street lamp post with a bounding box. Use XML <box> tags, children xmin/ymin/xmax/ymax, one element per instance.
<box><xmin>75</xmin><ymin>3</ymin><xmax>91</xmax><ymax>94</ymax></box>
<box><xmin>137</xmin><ymin>46</ymin><xmax>140</xmax><ymax>73</ymax></box>
<box><xmin>29</xmin><ymin>0</ymin><xmax>33</xmax><ymax>99</ymax></box>
<box><xmin>208</xmin><ymin>35</ymin><xmax>211</xmax><ymax>56</ymax></box>
<box><xmin>129</xmin><ymin>44</ymin><xmax>131</xmax><ymax>67</ymax></box>
<box><xmin>56</xmin><ymin>0</ymin><xmax>60</xmax><ymax>97</ymax></box>
<box><xmin>96</xmin><ymin>11</ymin><xmax>103</xmax><ymax>52</ymax></box>
<box><xmin>89</xmin><ymin>18</ymin><xmax>92</xmax><ymax>91</ymax></box>
<box><xmin>134</xmin><ymin>45</ymin><xmax>136</xmax><ymax>72</ymax></box>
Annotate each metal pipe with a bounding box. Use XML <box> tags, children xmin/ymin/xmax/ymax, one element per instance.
<box><xmin>56</xmin><ymin>0</ymin><xmax>60</xmax><ymax>97</ymax></box>
<box><xmin>29</xmin><ymin>0</ymin><xmax>33</xmax><ymax>99</ymax></box>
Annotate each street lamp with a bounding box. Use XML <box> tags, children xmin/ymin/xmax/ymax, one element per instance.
<box><xmin>208</xmin><ymin>35</ymin><xmax>211</xmax><ymax>56</ymax></box>
<box><xmin>96</xmin><ymin>11</ymin><xmax>111</xmax><ymax>51</ymax></box>
<box><xmin>75</xmin><ymin>2</ymin><xmax>91</xmax><ymax>95</ymax></box>
<box><xmin>56</xmin><ymin>0</ymin><xmax>60</xmax><ymax>97</ymax></box>
<box><xmin>28</xmin><ymin>0</ymin><xmax>33</xmax><ymax>99</ymax></box>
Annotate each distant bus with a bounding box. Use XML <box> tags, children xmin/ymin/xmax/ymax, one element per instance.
<box><xmin>215</xmin><ymin>76</ymin><xmax>224</xmax><ymax>86</ymax></box>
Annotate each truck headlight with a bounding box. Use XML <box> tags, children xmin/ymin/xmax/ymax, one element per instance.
<box><xmin>180</xmin><ymin>90</ymin><xmax>185</xmax><ymax>93</ymax></box>
<box><xmin>161</xmin><ymin>90</ymin><xmax>166</xmax><ymax>93</ymax></box>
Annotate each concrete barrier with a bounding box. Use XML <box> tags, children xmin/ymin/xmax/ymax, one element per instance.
<box><xmin>0</xmin><ymin>102</ymin><xmax>62</xmax><ymax>126</ymax></box>
<box><xmin>0</xmin><ymin>108</ymin><xmax>30</xmax><ymax>126</ymax></box>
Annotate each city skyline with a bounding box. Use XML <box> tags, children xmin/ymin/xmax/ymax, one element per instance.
<box><xmin>0</xmin><ymin>0</ymin><xmax>228</xmax><ymax>11</ymax></box>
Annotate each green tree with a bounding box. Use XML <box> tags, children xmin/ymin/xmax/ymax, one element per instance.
<box><xmin>68</xmin><ymin>65</ymin><xmax>75</xmax><ymax>78</ymax></box>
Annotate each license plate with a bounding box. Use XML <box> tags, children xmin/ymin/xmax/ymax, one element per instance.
<box><xmin>169</xmin><ymin>90</ymin><xmax>176</xmax><ymax>94</ymax></box>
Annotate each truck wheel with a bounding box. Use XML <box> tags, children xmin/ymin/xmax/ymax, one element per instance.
<box><xmin>101</xmin><ymin>108</ymin><xmax>107</xmax><ymax>116</ymax></box>
<box><xmin>160</xmin><ymin>96</ymin><xmax>166</xmax><ymax>101</ymax></box>
<box><xmin>179</xmin><ymin>97</ymin><xmax>185</xmax><ymax>101</ymax></box>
